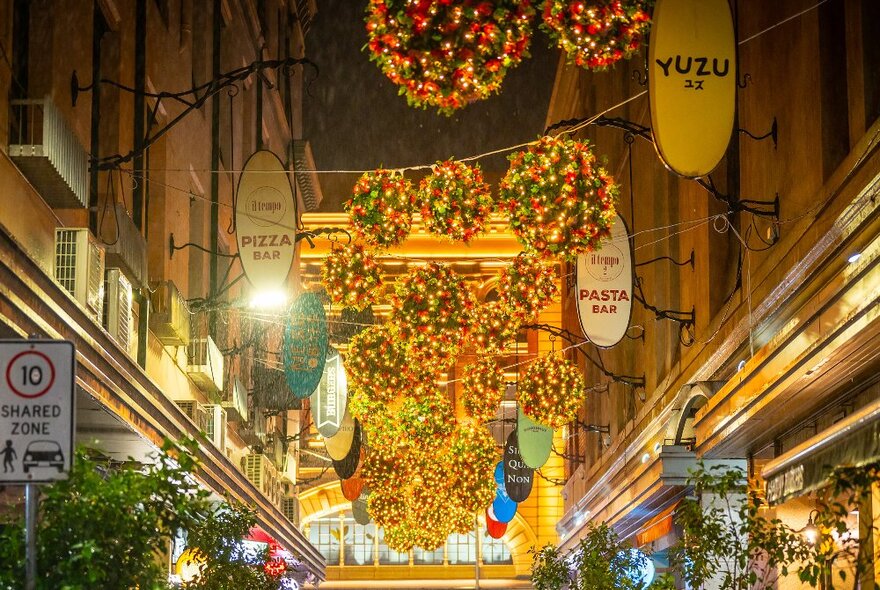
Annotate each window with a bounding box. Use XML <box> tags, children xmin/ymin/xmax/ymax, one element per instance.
<box><xmin>307</xmin><ymin>518</ymin><xmax>340</xmax><ymax>565</ymax></box>
<box><xmin>446</xmin><ymin>532</ymin><xmax>476</xmax><ymax>565</ymax></box>
<box><xmin>482</xmin><ymin>533</ymin><xmax>513</xmax><ymax>564</ymax></box>
<box><xmin>342</xmin><ymin>513</ymin><xmax>376</xmax><ymax>566</ymax></box>
<box><xmin>413</xmin><ymin>545</ymin><xmax>443</xmax><ymax>565</ymax></box>
<box><xmin>377</xmin><ymin>527</ymin><xmax>409</xmax><ymax>565</ymax></box>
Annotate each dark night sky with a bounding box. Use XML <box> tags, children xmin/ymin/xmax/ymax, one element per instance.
<box><xmin>303</xmin><ymin>1</ymin><xmax>561</xmax><ymax>211</ymax></box>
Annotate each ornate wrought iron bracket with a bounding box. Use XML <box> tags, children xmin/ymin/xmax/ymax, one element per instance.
<box><xmin>738</xmin><ymin>117</ymin><xmax>778</xmax><ymax>148</ymax></box>
<box><xmin>524</xmin><ymin>323</ymin><xmax>645</xmax><ymax>389</ymax></box>
<box><xmin>71</xmin><ymin>57</ymin><xmax>319</xmax><ymax>170</ymax></box>
<box><xmin>697</xmin><ymin>177</ymin><xmax>779</xmax><ymax>218</ymax></box>
<box><xmin>295</xmin><ymin>226</ymin><xmax>352</xmax><ymax>249</ymax></box>
<box><xmin>635</xmin><ymin>249</ymin><xmax>695</xmax><ymax>269</ymax></box>
<box><xmin>634</xmin><ymin>277</ymin><xmax>695</xmax><ymax>326</ymax></box>
<box><xmin>169</xmin><ymin>233</ymin><xmax>239</xmax><ymax>259</ymax></box>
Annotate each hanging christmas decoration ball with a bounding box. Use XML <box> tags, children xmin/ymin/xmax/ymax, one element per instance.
<box><xmin>418</xmin><ymin>159</ymin><xmax>495</xmax><ymax>243</ymax></box>
<box><xmin>391</xmin><ymin>262</ymin><xmax>476</xmax><ymax>362</ymax></box>
<box><xmin>345</xmin><ymin>324</ymin><xmax>412</xmax><ymax>406</ymax></box>
<box><xmin>346</xmin><ymin>169</ymin><xmax>415</xmax><ymax>248</ymax></box>
<box><xmin>517</xmin><ymin>352</ymin><xmax>587</xmax><ymax>429</ymax></box>
<box><xmin>368</xmin><ymin>489</ymin><xmax>409</xmax><ymax>528</ymax></box>
<box><xmin>499</xmin><ymin>135</ymin><xmax>619</xmax><ymax>260</ymax></box>
<box><xmin>447</xmin><ymin>424</ymin><xmax>498</xmax><ymax>512</ymax></box>
<box><xmin>461</xmin><ymin>358</ymin><xmax>506</xmax><ymax>423</ymax></box>
<box><xmin>365</xmin><ymin>0</ymin><xmax>536</xmax><ymax>115</ymax></box>
<box><xmin>497</xmin><ymin>254</ymin><xmax>559</xmax><ymax>322</ymax></box>
<box><xmin>467</xmin><ymin>300</ymin><xmax>520</xmax><ymax>352</ymax></box>
<box><xmin>542</xmin><ymin>0</ymin><xmax>654</xmax><ymax>71</ymax></box>
<box><xmin>321</xmin><ymin>242</ymin><xmax>383</xmax><ymax>311</ymax></box>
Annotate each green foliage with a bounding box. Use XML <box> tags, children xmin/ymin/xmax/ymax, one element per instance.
<box><xmin>529</xmin><ymin>544</ymin><xmax>570</xmax><ymax>590</ymax></box>
<box><xmin>0</xmin><ymin>438</ymin><xmax>283</xmax><ymax>590</ymax></box>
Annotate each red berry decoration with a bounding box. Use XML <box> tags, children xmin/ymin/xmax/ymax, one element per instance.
<box><xmin>346</xmin><ymin>169</ymin><xmax>415</xmax><ymax>248</ymax></box>
<box><xmin>518</xmin><ymin>353</ymin><xmax>587</xmax><ymax>429</ymax></box>
<box><xmin>542</xmin><ymin>0</ymin><xmax>653</xmax><ymax>70</ymax></box>
<box><xmin>468</xmin><ymin>300</ymin><xmax>520</xmax><ymax>352</ymax></box>
<box><xmin>461</xmin><ymin>358</ymin><xmax>505</xmax><ymax>423</ymax></box>
<box><xmin>419</xmin><ymin>160</ymin><xmax>494</xmax><ymax>243</ymax></box>
<box><xmin>497</xmin><ymin>254</ymin><xmax>559</xmax><ymax>322</ymax></box>
<box><xmin>391</xmin><ymin>262</ymin><xmax>475</xmax><ymax>362</ymax></box>
<box><xmin>321</xmin><ymin>242</ymin><xmax>383</xmax><ymax>311</ymax></box>
<box><xmin>500</xmin><ymin>135</ymin><xmax>619</xmax><ymax>260</ymax></box>
<box><xmin>365</xmin><ymin>0</ymin><xmax>536</xmax><ymax>115</ymax></box>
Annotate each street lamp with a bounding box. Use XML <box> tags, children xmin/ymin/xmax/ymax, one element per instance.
<box><xmin>802</xmin><ymin>509</ymin><xmax>820</xmax><ymax>545</ymax></box>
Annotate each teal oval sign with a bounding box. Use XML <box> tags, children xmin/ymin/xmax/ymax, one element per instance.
<box><xmin>517</xmin><ymin>406</ymin><xmax>553</xmax><ymax>469</ymax></box>
<box><xmin>284</xmin><ymin>292</ymin><xmax>329</xmax><ymax>399</ymax></box>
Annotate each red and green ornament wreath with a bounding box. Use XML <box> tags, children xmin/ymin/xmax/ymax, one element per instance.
<box><xmin>499</xmin><ymin>134</ymin><xmax>619</xmax><ymax>260</ymax></box>
<box><xmin>418</xmin><ymin>159</ymin><xmax>495</xmax><ymax>243</ymax></box>
<box><xmin>542</xmin><ymin>0</ymin><xmax>653</xmax><ymax>70</ymax></box>
<box><xmin>391</xmin><ymin>262</ymin><xmax>475</xmax><ymax>362</ymax></box>
<box><xmin>467</xmin><ymin>300</ymin><xmax>520</xmax><ymax>352</ymax></box>
<box><xmin>345</xmin><ymin>169</ymin><xmax>415</xmax><ymax>248</ymax></box>
<box><xmin>461</xmin><ymin>358</ymin><xmax>505</xmax><ymax>423</ymax></box>
<box><xmin>365</xmin><ymin>0</ymin><xmax>536</xmax><ymax>115</ymax></box>
<box><xmin>497</xmin><ymin>254</ymin><xmax>559</xmax><ymax>322</ymax></box>
<box><xmin>320</xmin><ymin>242</ymin><xmax>383</xmax><ymax>311</ymax></box>
<box><xmin>517</xmin><ymin>352</ymin><xmax>587</xmax><ymax>429</ymax></box>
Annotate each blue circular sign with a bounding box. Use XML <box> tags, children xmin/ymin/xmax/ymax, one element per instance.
<box><xmin>491</xmin><ymin>461</ymin><xmax>517</xmax><ymax>523</ymax></box>
<box><xmin>283</xmin><ymin>292</ymin><xmax>329</xmax><ymax>399</ymax></box>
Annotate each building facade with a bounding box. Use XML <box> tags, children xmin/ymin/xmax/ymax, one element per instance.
<box><xmin>550</xmin><ymin>0</ymin><xmax>880</xmax><ymax>587</ymax></box>
<box><xmin>0</xmin><ymin>0</ymin><xmax>324</xmax><ymax>582</ymax></box>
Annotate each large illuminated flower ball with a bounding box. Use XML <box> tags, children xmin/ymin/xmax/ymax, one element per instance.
<box><xmin>447</xmin><ymin>424</ymin><xmax>498</xmax><ymax>512</ymax></box>
<box><xmin>518</xmin><ymin>353</ymin><xmax>586</xmax><ymax>428</ymax></box>
<box><xmin>461</xmin><ymin>358</ymin><xmax>505</xmax><ymax>423</ymax></box>
<box><xmin>391</xmin><ymin>262</ymin><xmax>475</xmax><ymax>362</ymax></box>
<box><xmin>418</xmin><ymin>160</ymin><xmax>494</xmax><ymax>243</ymax></box>
<box><xmin>346</xmin><ymin>169</ymin><xmax>415</xmax><ymax>248</ymax></box>
<box><xmin>499</xmin><ymin>135</ymin><xmax>618</xmax><ymax>260</ymax></box>
<box><xmin>468</xmin><ymin>300</ymin><xmax>520</xmax><ymax>352</ymax></box>
<box><xmin>345</xmin><ymin>325</ymin><xmax>411</xmax><ymax>406</ymax></box>
<box><xmin>321</xmin><ymin>242</ymin><xmax>383</xmax><ymax>311</ymax></box>
<box><xmin>542</xmin><ymin>0</ymin><xmax>653</xmax><ymax>70</ymax></box>
<box><xmin>365</xmin><ymin>0</ymin><xmax>536</xmax><ymax>115</ymax></box>
<box><xmin>497</xmin><ymin>254</ymin><xmax>559</xmax><ymax>322</ymax></box>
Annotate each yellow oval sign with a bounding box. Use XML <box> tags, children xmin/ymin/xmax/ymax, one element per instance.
<box><xmin>235</xmin><ymin>150</ymin><xmax>297</xmax><ymax>290</ymax></box>
<box><xmin>649</xmin><ymin>0</ymin><xmax>736</xmax><ymax>177</ymax></box>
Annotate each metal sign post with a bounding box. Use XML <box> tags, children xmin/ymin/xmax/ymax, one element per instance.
<box><xmin>0</xmin><ymin>339</ymin><xmax>76</xmax><ymax>590</ymax></box>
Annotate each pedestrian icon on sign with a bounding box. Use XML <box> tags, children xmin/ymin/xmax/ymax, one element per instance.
<box><xmin>1</xmin><ymin>440</ymin><xmax>16</xmax><ymax>473</ymax></box>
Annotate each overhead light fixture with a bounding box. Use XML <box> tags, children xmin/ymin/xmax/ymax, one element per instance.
<box><xmin>847</xmin><ymin>252</ymin><xmax>862</xmax><ymax>264</ymax></box>
<box><xmin>250</xmin><ymin>289</ymin><xmax>287</xmax><ymax>309</ymax></box>
<box><xmin>802</xmin><ymin>509</ymin><xmax>820</xmax><ymax>545</ymax></box>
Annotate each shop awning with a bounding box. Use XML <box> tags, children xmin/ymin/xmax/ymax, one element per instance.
<box><xmin>762</xmin><ymin>396</ymin><xmax>880</xmax><ymax>505</ymax></box>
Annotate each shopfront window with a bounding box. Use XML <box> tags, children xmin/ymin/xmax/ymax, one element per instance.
<box><xmin>342</xmin><ymin>513</ymin><xmax>376</xmax><ymax>566</ymax></box>
<box><xmin>446</xmin><ymin>532</ymin><xmax>476</xmax><ymax>564</ymax></box>
<box><xmin>377</xmin><ymin>527</ymin><xmax>410</xmax><ymax>565</ymax></box>
<box><xmin>482</xmin><ymin>533</ymin><xmax>513</xmax><ymax>564</ymax></box>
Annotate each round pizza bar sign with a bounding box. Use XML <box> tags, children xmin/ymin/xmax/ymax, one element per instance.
<box><xmin>235</xmin><ymin>150</ymin><xmax>298</xmax><ymax>290</ymax></box>
<box><xmin>0</xmin><ymin>340</ymin><xmax>75</xmax><ymax>483</ymax></box>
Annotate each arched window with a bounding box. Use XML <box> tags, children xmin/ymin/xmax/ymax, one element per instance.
<box><xmin>305</xmin><ymin>510</ymin><xmax>513</xmax><ymax>567</ymax></box>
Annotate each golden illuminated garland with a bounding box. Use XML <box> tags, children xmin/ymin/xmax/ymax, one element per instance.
<box><xmin>542</xmin><ymin>0</ymin><xmax>653</xmax><ymax>70</ymax></box>
<box><xmin>497</xmin><ymin>254</ymin><xmax>559</xmax><ymax>322</ymax></box>
<box><xmin>461</xmin><ymin>358</ymin><xmax>505</xmax><ymax>423</ymax></box>
<box><xmin>391</xmin><ymin>262</ymin><xmax>476</xmax><ymax>362</ymax></box>
<box><xmin>467</xmin><ymin>300</ymin><xmax>520</xmax><ymax>352</ymax></box>
<box><xmin>499</xmin><ymin>135</ymin><xmax>619</xmax><ymax>260</ymax></box>
<box><xmin>418</xmin><ymin>160</ymin><xmax>494</xmax><ymax>243</ymax></box>
<box><xmin>320</xmin><ymin>242</ymin><xmax>383</xmax><ymax>311</ymax></box>
<box><xmin>365</xmin><ymin>0</ymin><xmax>536</xmax><ymax>115</ymax></box>
<box><xmin>518</xmin><ymin>353</ymin><xmax>587</xmax><ymax>428</ymax></box>
<box><xmin>447</xmin><ymin>424</ymin><xmax>498</xmax><ymax>512</ymax></box>
<box><xmin>345</xmin><ymin>325</ymin><xmax>412</xmax><ymax>406</ymax></box>
<box><xmin>345</xmin><ymin>169</ymin><xmax>415</xmax><ymax>248</ymax></box>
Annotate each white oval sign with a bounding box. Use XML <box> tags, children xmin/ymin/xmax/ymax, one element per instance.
<box><xmin>649</xmin><ymin>0</ymin><xmax>736</xmax><ymax>177</ymax></box>
<box><xmin>235</xmin><ymin>150</ymin><xmax>297</xmax><ymax>289</ymax></box>
<box><xmin>325</xmin><ymin>407</ymin><xmax>356</xmax><ymax>461</ymax></box>
<box><xmin>576</xmin><ymin>214</ymin><xmax>633</xmax><ymax>348</ymax></box>
<box><xmin>310</xmin><ymin>348</ymin><xmax>348</xmax><ymax>438</ymax></box>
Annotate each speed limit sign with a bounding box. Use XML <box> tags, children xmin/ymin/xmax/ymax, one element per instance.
<box><xmin>0</xmin><ymin>340</ymin><xmax>75</xmax><ymax>483</ymax></box>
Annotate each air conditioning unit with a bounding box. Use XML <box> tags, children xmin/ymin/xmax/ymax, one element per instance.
<box><xmin>203</xmin><ymin>404</ymin><xmax>227</xmax><ymax>450</ymax></box>
<box><xmin>104</xmin><ymin>204</ymin><xmax>148</xmax><ymax>288</ymax></box>
<box><xmin>187</xmin><ymin>335</ymin><xmax>224</xmax><ymax>399</ymax></box>
<box><xmin>281</xmin><ymin>496</ymin><xmax>300</xmax><ymax>526</ymax></box>
<box><xmin>103</xmin><ymin>268</ymin><xmax>133</xmax><ymax>352</ymax></box>
<box><xmin>54</xmin><ymin>228</ymin><xmax>105</xmax><ymax>321</ymax></box>
<box><xmin>223</xmin><ymin>377</ymin><xmax>248</xmax><ymax>423</ymax></box>
<box><xmin>175</xmin><ymin>400</ymin><xmax>208</xmax><ymax>432</ymax></box>
<box><xmin>280</xmin><ymin>448</ymin><xmax>297</xmax><ymax>485</ymax></box>
<box><xmin>244</xmin><ymin>453</ymin><xmax>280</xmax><ymax>504</ymax></box>
<box><xmin>149</xmin><ymin>280</ymin><xmax>191</xmax><ymax>346</ymax></box>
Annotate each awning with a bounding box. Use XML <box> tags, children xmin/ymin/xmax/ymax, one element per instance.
<box><xmin>762</xmin><ymin>396</ymin><xmax>880</xmax><ymax>505</ymax></box>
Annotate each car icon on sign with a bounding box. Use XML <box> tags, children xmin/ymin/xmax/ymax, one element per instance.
<box><xmin>22</xmin><ymin>440</ymin><xmax>64</xmax><ymax>473</ymax></box>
